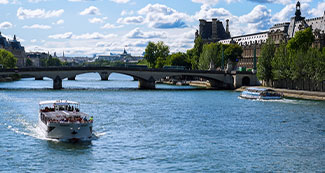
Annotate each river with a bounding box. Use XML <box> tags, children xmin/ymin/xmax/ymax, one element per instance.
<box><xmin>0</xmin><ymin>73</ymin><xmax>324</xmax><ymax>172</ymax></box>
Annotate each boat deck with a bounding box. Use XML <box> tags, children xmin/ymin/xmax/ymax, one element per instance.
<box><xmin>41</xmin><ymin>111</ymin><xmax>89</xmax><ymax>118</ymax></box>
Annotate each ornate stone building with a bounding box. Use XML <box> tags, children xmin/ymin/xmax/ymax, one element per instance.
<box><xmin>0</xmin><ymin>32</ymin><xmax>26</xmax><ymax>67</ymax></box>
<box><xmin>196</xmin><ymin>1</ymin><xmax>325</xmax><ymax>69</ymax></box>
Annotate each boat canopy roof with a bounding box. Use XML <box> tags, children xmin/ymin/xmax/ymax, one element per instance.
<box><xmin>39</xmin><ymin>100</ymin><xmax>79</xmax><ymax>105</ymax></box>
<box><xmin>246</xmin><ymin>87</ymin><xmax>275</xmax><ymax>92</ymax></box>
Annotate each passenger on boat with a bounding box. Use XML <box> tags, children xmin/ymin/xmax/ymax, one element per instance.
<box><xmin>89</xmin><ymin>116</ymin><xmax>93</xmax><ymax>123</ymax></box>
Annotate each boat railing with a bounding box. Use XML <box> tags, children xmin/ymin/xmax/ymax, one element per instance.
<box><xmin>40</xmin><ymin>113</ymin><xmax>93</xmax><ymax>124</ymax></box>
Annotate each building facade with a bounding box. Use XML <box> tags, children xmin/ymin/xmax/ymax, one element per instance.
<box><xmin>196</xmin><ymin>1</ymin><xmax>325</xmax><ymax>69</ymax></box>
<box><xmin>96</xmin><ymin>49</ymin><xmax>143</xmax><ymax>63</ymax></box>
<box><xmin>0</xmin><ymin>32</ymin><xmax>26</xmax><ymax>67</ymax></box>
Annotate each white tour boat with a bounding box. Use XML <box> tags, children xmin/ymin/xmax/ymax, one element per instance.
<box><xmin>240</xmin><ymin>87</ymin><xmax>283</xmax><ymax>100</ymax></box>
<box><xmin>38</xmin><ymin>100</ymin><xmax>93</xmax><ymax>141</ymax></box>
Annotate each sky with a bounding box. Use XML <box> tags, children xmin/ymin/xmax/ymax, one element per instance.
<box><xmin>0</xmin><ymin>0</ymin><xmax>324</xmax><ymax>57</ymax></box>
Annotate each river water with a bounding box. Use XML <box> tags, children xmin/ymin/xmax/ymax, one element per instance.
<box><xmin>0</xmin><ymin>73</ymin><xmax>324</xmax><ymax>172</ymax></box>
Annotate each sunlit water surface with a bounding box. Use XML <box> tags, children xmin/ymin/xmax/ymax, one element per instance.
<box><xmin>0</xmin><ymin>73</ymin><xmax>324</xmax><ymax>172</ymax></box>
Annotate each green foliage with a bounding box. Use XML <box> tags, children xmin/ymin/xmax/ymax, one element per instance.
<box><xmin>257</xmin><ymin>39</ymin><xmax>275</xmax><ymax>82</ymax></box>
<box><xmin>84</xmin><ymin>59</ymin><xmax>125</xmax><ymax>67</ymax></box>
<box><xmin>166</xmin><ymin>52</ymin><xmax>191</xmax><ymax>69</ymax></box>
<box><xmin>137</xmin><ymin>59</ymin><xmax>148</xmax><ymax>66</ymax></box>
<box><xmin>144</xmin><ymin>41</ymin><xmax>169</xmax><ymax>68</ymax></box>
<box><xmin>26</xmin><ymin>58</ymin><xmax>33</xmax><ymax>67</ymax></box>
<box><xmin>198</xmin><ymin>42</ymin><xmax>220</xmax><ymax>70</ymax></box>
<box><xmin>224</xmin><ymin>44</ymin><xmax>243</xmax><ymax>63</ymax></box>
<box><xmin>155</xmin><ymin>57</ymin><xmax>166</xmax><ymax>68</ymax></box>
<box><xmin>272</xmin><ymin>43</ymin><xmax>291</xmax><ymax>80</ymax></box>
<box><xmin>269</xmin><ymin>27</ymin><xmax>324</xmax><ymax>83</ymax></box>
<box><xmin>191</xmin><ymin>36</ymin><xmax>203</xmax><ymax>69</ymax></box>
<box><xmin>287</xmin><ymin>27</ymin><xmax>314</xmax><ymax>52</ymax></box>
<box><xmin>0</xmin><ymin>49</ymin><xmax>17</xmax><ymax>68</ymax></box>
<box><xmin>46</xmin><ymin>56</ymin><xmax>62</xmax><ymax>66</ymax></box>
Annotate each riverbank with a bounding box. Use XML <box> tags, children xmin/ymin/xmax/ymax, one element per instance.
<box><xmin>236</xmin><ymin>86</ymin><xmax>325</xmax><ymax>101</ymax></box>
<box><xmin>163</xmin><ymin>79</ymin><xmax>325</xmax><ymax>101</ymax></box>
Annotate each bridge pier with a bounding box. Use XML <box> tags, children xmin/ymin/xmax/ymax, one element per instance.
<box><xmin>99</xmin><ymin>72</ymin><xmax>110</xmax><ymax>80</ymax></box>
<box><xmin>68</xmin><ymin>76</ymin><xmax>76</xmax><ymax>80</ymax></box>
<box><xmin>35</xmin><ymin>77</ymin><xmax>43</xmax><ymax>80</ymax></box>
<box><xmin>53</xmin><ymin>76</ymin><xmax>62</xmax><ymax>90</ymax></box>
<box><xmin>138</xmin><ymin>79</ymin><xmax>155</xmax><ymax>89</ymax></box>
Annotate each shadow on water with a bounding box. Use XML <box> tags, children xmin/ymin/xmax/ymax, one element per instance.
<box><xmin>46</xmin><ymin>140</ymin><xmax>92</xmax><ymax>151</ymax></box>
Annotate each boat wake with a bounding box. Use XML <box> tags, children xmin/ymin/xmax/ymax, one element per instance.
<box><xmin>6</xmin><ymin>119</ymin><xmax>106</xmax><ymax>142</ymax></box>
<box><xmin>238</xmin><ymin>96</ymin><xmax>302</xmax><ymax>104</ymax></box>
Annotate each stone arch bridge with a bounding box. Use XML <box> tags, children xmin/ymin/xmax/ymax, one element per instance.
<box><xmin>0</xmin><ymin>67</ymin><xmax>258</xmax><ymax>89</ymax></box>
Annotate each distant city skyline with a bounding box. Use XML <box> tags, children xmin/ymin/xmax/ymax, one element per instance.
<box><xmin>0</xmin><ymin>0</ymin><xmax>324</xmax><ymax>56</ymax></box>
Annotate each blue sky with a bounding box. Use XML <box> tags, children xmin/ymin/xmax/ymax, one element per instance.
<box><xmin>0</xmin><ymin>0</ymin><xmax>324</xmax><ymax>56</ymax></box>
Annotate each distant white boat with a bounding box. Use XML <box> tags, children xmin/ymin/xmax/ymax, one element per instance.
<box><xmin>38</xmin><ymin>100</ymin><xmax>93</xmax><ymax>141</ymax></box>
<box><xmin>240</xmin><ymin>87</ymin><xmax>283</xmax><ymax>100</ymax></box>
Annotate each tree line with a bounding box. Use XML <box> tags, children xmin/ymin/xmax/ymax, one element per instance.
<box><xmin>0</xmin><ymin>49</ymin><xmax>17</xmax><ymax>68</ymax></box>
<box><xmin>143</xmin><ymin>36</ymin><xmax>243</xmax><ymax>70</ymax></box>
<box><xmin>257</xmin><ymin>27</ymin><xmax>325</xmax><ymax>85</ymax></box>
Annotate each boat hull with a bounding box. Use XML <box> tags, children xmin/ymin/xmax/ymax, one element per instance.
<box><xmin>240</xmin><ymin>94</ymin><xmax>282</xmax><ymax>100</ymax></box>
<box><xmin>38</xmin><ymin>118</ymin><xmax>92</xmax><ymax>141</ymax></box>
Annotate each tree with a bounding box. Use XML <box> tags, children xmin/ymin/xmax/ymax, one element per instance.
<box><xmin>144</xmin><ymin>42</ymin><xmax>157</xmax><ymax>68</ymax></box>
<box><xmin>166</xmin><ymin>52</ymin><xmax>191</xmax><ymax>68</ymax></box>
<box><xmin>26</xmin><ymin>58</ymin><xmax>33</xmax><ymax>67</ymax></box>
<box><xmin>155</xmin><ymin>57</ymin><xmax>166</xmax><ymax>68</ymax></box>
<box><xmin>198</xmin><ymin>42</ymin><xmax>220</xmax><ymax>70</ymax></box>
<box><xmin>0</xmin><ymin>49</ymin><xmax>17</xmax><ymax>68</ymax></box>
<box><xmin>144</xmin><ymin>41</ymin><xmax>169</xmax><ymax>68</ymax></box>
<box><xmin>191</xmin><ymin>36</ymin><xmax>203</xmax><ymax>69</ymax></box>
<box><xmin>272</xmin><ymin>42</ymin><xmax>291</xmax><ymax>80</ymax></box>
<box><xmin>287</xmin><ymin>27</ymin><xmax>314</xmax><ymax>52</ymax></box>
<box><xmin>46</xmin><ymin>56</ymin><xmax>62</xmax><ymax>66</ymax></box>
<box><xmin>224</xmin><ymin>44</ymin><xmax>243</xmax><ymax>63</ymax></box>
<box><xmin>257</xmin><ymin>39</ymin><xmax>275</xmax><ymax>84</ymax></box>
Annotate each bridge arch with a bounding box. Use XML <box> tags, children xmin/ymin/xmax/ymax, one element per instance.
<box><xmin>242</xmin><ymin>76</ymin><xmax>250</xmax><ymax>86</ymax></box>
<box><xmin>162</xmin><ymin>74</ymin><xmax>233</xmax><ymax>89</ymax></box>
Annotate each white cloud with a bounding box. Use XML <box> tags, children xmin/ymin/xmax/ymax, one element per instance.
<box><xmin>121</xmin><ymin>10</ymin><xmax>134</xmax><ymax>16</ymax></box>
<box><xmin>28</xmin><ymin>0</ymin><xmax>47</xmax><ymax>3</ymax></box>
<box><xmin>49</xmin><ymin>32</ymin><xmax>117</xmax><ymax>40</ymax></box>
<box><xmin>137</xmin><ymin>3</ymin><xmax>192</xmax><ymax>29</ymax></box>
<box><xmin>194</xmin><ymin>4</ymin><xmax>233</xmax><ymax>20</ymax></box>
<box><xmin>17</xmin><ymin>7</ymin><xmax>64</xmax><ymax>20</ymax></box>
<box><xmin>125</xmin><ymin>28</ymin><xmax>166</xmax><ymax>39</ymax></box>
<box><xmin>49</xmin><ymin>32</ymin><xmax>73</xmax><ymax>39</ymax></box>
<box><xmin>240</xmin><ymin>5</ymin><xmax>271</xmax><ymax>23</ymax></box>
<box><xmin>272</xmin><ymin>2</ymin><xmax>309</xmax><ymax>23</ymax></box>
<box><xmin>101</xmin><ymin>23</ymin><xmax>123</xmax><ymax>29</ymax></box>
<box><xmin>271</xmin><ymin>3</ymin><xmax>295</xmax><ymax>23</ymax></box>
<box><xmin>308</xmin><ymin>2</ymin><xmax>325</xmax><ymax>17</ymax></box>
<box><xmin>53</xmin><ymin>19</ymin><xmax>64</xmax><ymax>25</ymax></box>
<box><xmin>0</xmin><ymin>0</ymin><xmax>9</xmax><ymax>4</ymax></box>
<box><xmin>192</xmin><ymin>0</ymin><xmax>239</xmax><ymax>5</ymax></box>
<box><xmin>110</xmin><ymin>0</ymin><xmax>129</xmax><ymax>4</ymax></box>
<box><xmin>80</xmin><ymin>6</ymin><xmax>101</xmax><ymax>15</ymax></box>
<box><xmin>73</xmin><ymin>32</ymin><xmax>117</xmax><ymax>39</ymax></box>
<box><xmin>30</xmin><ymin>39</ymin><xmax>37</xmax><ymax>43</ymax></box>
<box><xmin>0</xmin><ymin>21</ymin><xmax>13</xmax><ymax>29</ymax></box>
<box><xmin>89</xmin><ymin>17</ymin><xmax>105</xmax><ymax>23</ymax></box>
<box><xmin>247</xmin><ymin>0</ymin><xmax>311</xmax><ymax>5</ymax></box>
<box><xmin>23</xmin><ymin>24</ymin><xmax>52</xmax><ymax>29</ymax></box>
<box><xmin>117</xmin><ymin>16</ymin><xmax>144</xmax><ymax>24</ymax></box>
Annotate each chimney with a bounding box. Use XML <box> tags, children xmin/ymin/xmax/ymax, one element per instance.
<box><xmin>212</xmin><ymin>18</ymin><xmax>217</xmax><ymax>40</ymax></box>
<box><xmin>226</xmin><ymin>19</ymin><xmax>230</xmax><ymax>35</ymax></box>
